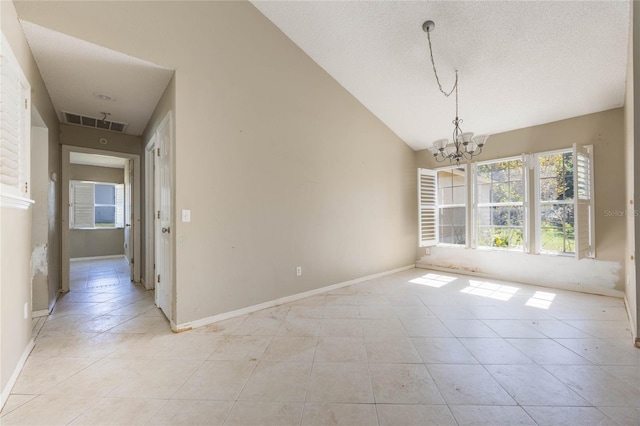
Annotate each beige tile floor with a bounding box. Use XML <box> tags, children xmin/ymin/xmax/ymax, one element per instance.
<box><xmin>1</xmin><ymin>258</ymin><xmax>639</xmax><ymax>425</ymax></box>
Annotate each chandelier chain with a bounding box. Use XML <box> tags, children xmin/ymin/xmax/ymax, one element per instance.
<box><xmin>426</xmin><ymin>29</ymin><xmax>458</xmax><ymax>98</ymax></box>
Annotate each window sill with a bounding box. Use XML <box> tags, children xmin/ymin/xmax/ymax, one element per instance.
<box><xmin>71</xmin><ymin>227</ymin><xmax>124</xmax><ymax>230</ymax></box>
<box><xmin>1</xmin><ymin>193</ymin><xmax>34</xmax><ymax>210</ymax></box>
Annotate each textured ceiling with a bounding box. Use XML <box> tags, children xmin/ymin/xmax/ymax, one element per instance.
<box><xmin>20</xmin><ymin>21</ymin><xmax>174</xmax><ymax>136</ymax></box>
<box><xmin>252</xmin><ymin>1</ymin><xmax>631</xmax><ymax>151</ymax></box>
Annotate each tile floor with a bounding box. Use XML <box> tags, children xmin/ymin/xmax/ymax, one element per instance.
<box><xmin>1</xmin><ymin>259</ymin><xmax>639</xmax><ymax>425</ymax></box>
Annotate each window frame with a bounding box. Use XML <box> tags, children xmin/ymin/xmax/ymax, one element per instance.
<box><xmin>435</xmin><ymin>164</ymin><xmax>468</xmax><ymax>247</ymax></box>
<box><xmin>472</xmin><ymin>155</ymin><xmax>527</xmax><ymax>252</ymax></box>
<box><xmin>534</xmin><ymin>148</ymin><xmax>575</xmax><ymax>256</ymax></box>
<box><xmin>69</xmin><ymin>180</ymin><xmax>125</xmax><ymax>230</ymax></box>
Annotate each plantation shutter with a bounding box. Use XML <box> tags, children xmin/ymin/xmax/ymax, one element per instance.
<box><xmin>0</xmin><ymin>34</ymin><xmax>30</xmax><ymax>195</ymax></box>
<box><xmin>574</xmin><ymin>144</ymin><xmax>594</xmax><ymax>260</ymax></box>
<box><xmin>418</xmin><ymin>168</ymin><xmax>438</xmax><ymax>247</ymax></box>
<box><xmin>115</xmin><ymin>184</ymin><xmax>125</xmax><ymax>228</ymax></box>
<box><xmin>71</xmin><ymin>181</ymin><xmax>95</xmax><ymax>228</ymax></box>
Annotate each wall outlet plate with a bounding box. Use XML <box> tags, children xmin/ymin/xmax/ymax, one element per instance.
<box><xmin>296</xmin><ymin>266</ymin><xmax>302</xmax><ymax>276</ymax></box>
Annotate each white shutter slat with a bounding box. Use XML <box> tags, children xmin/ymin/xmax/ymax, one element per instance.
<box><xmin>0</xmin><ymin>37</ymin><xmax>30</xmax><ymax>198</ymax></box>
<box><xmin>418</xmin><ymin>168</ymin><xmax>438</xmax><ymax>247</ymax></box>
<box><xmin>72</xmin><ymin>181</ymin><xmax>95</xmax><ymax>228</ymax></box>
<box><xmin>115</xmin><ymin>184</ymin><xmax>125</xmax><ymax>228</ymax></box>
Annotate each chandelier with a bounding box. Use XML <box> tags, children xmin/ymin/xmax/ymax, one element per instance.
<box><xmin>422</xmin><ymin>20</ymin><xmax>489</xmax><ymax>164</ymax></box>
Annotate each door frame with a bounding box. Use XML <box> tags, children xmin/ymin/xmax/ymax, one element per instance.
<box><xmin>144</xmin><ymin>136</ymin><xmax>157</xmax><ymax>290</ymax></box>
<box><xmin>61</xmin><ymin>145</ymin><xmax>141</xmax><ymax>292</ymax></box>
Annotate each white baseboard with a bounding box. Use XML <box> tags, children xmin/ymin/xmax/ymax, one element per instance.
<box><xmin>31</xmin><ymin>309</ymin><xmax>49</xmax><ymax>318</ymax></box>
<box><xmin>70</xmin><ymin>255</ymin><xmax>125</xmax><ymax>262</ymax></box>
<box><xmin>1</xmin><ymin>339</ymin><xmax>35</xmax><ymax>410</ymax></box>
<box><xmin>32</xmin><ymin>290</ymin><xmax>61</xmax><ymax>318</ymax></box>
<box><xmin>416</xmin><ymin>263</ymin><xmax>625</xmax><ymax>299</ymax></box>
<box><xmin>623</xmin><ymin>295</ymin><xmax>638</xmax><ymax>343</ymax></box>
<box><xmin>171</xmin><ymin>264</ymin><xmax>416</xmax><ymax>332</ymax></box>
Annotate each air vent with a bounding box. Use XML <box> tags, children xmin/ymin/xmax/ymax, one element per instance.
<box><xmin>62</xmin><ymin>111</ymin><xmax>128</xmax><ymax>133</ymax></box>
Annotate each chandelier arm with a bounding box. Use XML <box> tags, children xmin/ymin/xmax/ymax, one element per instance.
<box><xmin>426</xmin><ymin>30</ymin><xmax>458</xmax><ymax>98</ymax></box>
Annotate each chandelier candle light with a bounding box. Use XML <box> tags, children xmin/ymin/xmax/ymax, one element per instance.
<box><xmin>423</xmin><ymin>20</ymin><xmax>489</xmax><ymax>164</ymax></box>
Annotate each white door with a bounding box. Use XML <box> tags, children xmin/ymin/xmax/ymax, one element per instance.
<box><xmin>155</xmin><ymin>113</ymin><xmax>172</xmax><ymax>320</ymax></box>
<box><xmin>124</xmin><ymin>159</ymin><xmax>133</xmax><ymax>279</ymax></box>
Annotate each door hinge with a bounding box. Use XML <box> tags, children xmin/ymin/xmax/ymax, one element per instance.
<box><xmin>24</xmin><ymin>98</ymin><xmax>28</xmax><ymax>109</ymax></box>
<box><xmin>131</xmin><ymin>258</ymin><xmax>134</xmax><ymax>264</ymax></box>
<box><xmin>24</xmin><ymin>182</ymin><xmax>28</xmax><ymax>193</ymax></box>
<box><xmin>156</xmin><ymin>148</ymin><xmax>160</xmax><ymax>157</ymax></box>
<box><xmin>157</xmin><ymin>274</ymin><xmax>160</xmax><ymax>283</ymax></box>
<box><xmin>157</xmin><ymin>210</ymin><xmax>160</xmax><ymax>219</ymax></box>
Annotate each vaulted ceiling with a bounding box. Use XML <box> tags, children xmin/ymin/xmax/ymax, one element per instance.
<box><xmin>17</xmin><ymin>1</ymin><xmax>630</xmax><ymax>149</ymax></box>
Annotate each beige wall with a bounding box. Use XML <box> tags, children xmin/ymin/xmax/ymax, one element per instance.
<box><xmin>17</xmin><ymin>1</ymin><xmax>417</xmax><ymax>327</ymax></box>
<box><xmin>68</xmin><ymin>164</ymin><xmax>125</xmax><ymax>259</ymax></box>
<box><xmin>417</xmin><ymin>108</ymin><xmax>627</xmax><ymax>294</ymax></box>
<box><xmin>30</xmin><ymin>126</ymin><xmax>50</xmax><ymax>313</ymax></box>
<box><xmin>1</xmin><ymin>0</ymin><xmax>61</xmax><ymax>404</ymax></box>
<box><xmin>70</xmin><ymin>229</ymin><xmax>124</xmax><ymax>259</ymax></box>
<box><xmin>70</xmin><ymin>164</ymin><xmax>124</xmax><ymax>184</ymax></box>
<box><xmin>61</xmin><ymin>124</ymin><xmax>142</xmax><ymax>156</ymax></box>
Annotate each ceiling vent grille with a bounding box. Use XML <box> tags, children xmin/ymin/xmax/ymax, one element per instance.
<box><xmin>62</xmin><ymin>111</ymin><xmax>128</xmax><ymax>133</ymax></box>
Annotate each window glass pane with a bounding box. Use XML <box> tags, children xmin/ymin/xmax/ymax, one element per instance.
<box><xmin>439</xmin><ymin>207</ymin><xmax>465</xmax><ymax>245</ymax></box>
<box><xmin>95</xmin><ymin>184</ymin><xmax>115</xmax><ymax>204</ymax></box>
<box><xmin>476</xmin><ymin>205</ymin><xmax>524</xmax><ymax>249</ymax></box>
<box><xmin>477</xmin><ymin>160</ymin><xmax>523</xmax><ymax>204</ymax></box>
<box><xmin>539</xmin><ymin>152</ymin><xmax>574</xmax><ymax>201</ymax></box>
<box><xmin>95</xmin><ymin>206</ymin><xmax>116</xmax><ymax>227</ymax></box>
<box><xmin>540</xmin><ymin>203</ymin><xmax>575</xmax><ymax>253</ymax></box>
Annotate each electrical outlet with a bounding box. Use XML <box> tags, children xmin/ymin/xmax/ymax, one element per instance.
<box><xmin>181</xmin><ymin>209</ymin><xmax>191</xmax><ymax>222</ymax></box>
<box><xmin>296</xmin><ymin>266</ymin><xmax>302</xmax><ymax>277</ymax></box>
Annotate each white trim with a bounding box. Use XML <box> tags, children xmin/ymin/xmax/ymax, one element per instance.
<box><xmin>32</xmin><ymin>309</ymin><xmax>49</xmax><ymax>318</ymax></box>
<box><xmin>70</xmin><ymin>254</ymin><xmax>126</xmax><ymax>262</ymax></box>
<box><xmin>0</xmin><ymin>339</ymin><xmax>35</xmax><ymax>410</ymax></box>
<box><xmin>623</xmin><ymin>295</ymin><xmax>638</xmax><ymax>342</ymax></box>
<box><xmin>417</xmin><ymin>264</ymin><xmax>625</xmax><ymax>298</ymax></box>
<box><xmin>171</xmin><ymin>264</ymin><xmax>416</xmax><ymax>332</ymax></box>
<box><xmin>144</xmin><ymin>136</ymin><xmax>156</xmax><ymax>291</ymax></box>
<box><xmin>0</xmin><ymin>193</ymin><xmax>34</xmax><ymax>210</ymax></box>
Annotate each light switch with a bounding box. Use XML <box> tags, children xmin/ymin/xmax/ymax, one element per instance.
<box><xmin>181</xmin><ymin>209</ymin><xmax>191</xmax><ymax>222</ymax></box>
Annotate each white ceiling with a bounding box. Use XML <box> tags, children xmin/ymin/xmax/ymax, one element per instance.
<box><xmin>252</xmin><ymin>1</ymin><xmax>631</xmax><ymax>151</ymax></box>
<box><xmin>20</xmin><ymin>21</ymin><xmax>174</xmax><ymax>136</ymax></box>
<box><xmin>70</xmin><ymin>152</ymin><xmax>127</xmax><ymax>169</ymax></box>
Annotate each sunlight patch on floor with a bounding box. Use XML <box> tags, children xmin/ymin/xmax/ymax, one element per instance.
<box><xmin>409</xmin><ymin>273</ymin><xmax>457</xmax><ymax>288</ymax></box>
<box><xmin>525</xmin><ymin>291</ymin><xmax>556</xmax><ymax>309</ymax></box>
<box><xmin>460</xmin><ymin>280</ymin><xmax>520</xmax><ymax>301</ymax></box>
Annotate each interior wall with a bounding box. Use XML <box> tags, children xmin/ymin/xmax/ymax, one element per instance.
<box><xmin>416</xmin><ymin>108</ymin><xmax>627</xmax><ymax>295</ymax></box>
<box><xmin>30</xmin><ymin>125</ymin><xmax>49</xmax><ymax>313</ymax></box>
<box><xmin>1</xmin><ymin>0</ymin><xmax>60</xmax><ymax>406</ymax></box>
<box><xmin>60</xmin><ymin>124</ymin><xmax>142</xmax><ymax>155</ymax></box>
<box><xmin>68</xmin><ymin>164</ymin><xmax>125</xmax><ymax>259</ymax></box>
<box><xmin>17</xmin><ymin>1</ymin><xmax>418</xmax><ymax>327</ymax></box>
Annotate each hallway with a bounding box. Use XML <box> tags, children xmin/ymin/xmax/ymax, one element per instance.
<box><xmin>1</xmin><ymin>266</ymin><xmax>639</xmax><ymax>425</ymax></box>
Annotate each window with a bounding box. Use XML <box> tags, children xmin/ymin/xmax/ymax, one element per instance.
<box><xmin>475</xmin><ymin>157</ymin><xmax>525</xmax><ymax>250</ymax></box>
<box><xmin>70</xmin><ymin>180</ymin><xmax>124</xmax><ymax>229</ymax></box>
<box><xmin>437</xmin><ymin>166</ymin><xmax>466</xmax><ymax>245</ymax></box>
<box><xmin>536</xmin><ymin>150</ymin><xmax>574</xmax><ymax>254</ymax></box>
<box><xmin>1</xmin><ymin>33</ymin><xmax>32</xmax><ymax>209</ymax></box>
<box><xmin>535</xmin><ymin>145</ymin><xmax>594</xmax><ymax>258</ymax></box>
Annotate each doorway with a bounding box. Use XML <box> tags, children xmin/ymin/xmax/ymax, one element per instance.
<box><xmin>61</xmin><ymin>145</ymin><xmax>141</xmax><ymax>293</ymax></box>
<box><xmin>144</xmin><ymin>111</ymin><xmax>173</xmax><ymax>322</ymax></box>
